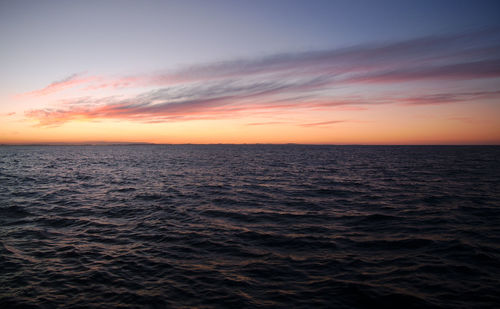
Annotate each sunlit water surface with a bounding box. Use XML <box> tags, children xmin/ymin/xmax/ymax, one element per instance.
<box><xmin>1</xmin><ymin>145</ymin><xmax>499</xmax><ymax>308</ymax></box>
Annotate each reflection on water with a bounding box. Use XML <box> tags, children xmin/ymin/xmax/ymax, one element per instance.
<box><xmin>0</xmin><ymin>145</ymin><xmax>499</xmax><ymax>308</ymax></box>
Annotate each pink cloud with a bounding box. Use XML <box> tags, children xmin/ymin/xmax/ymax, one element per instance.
<box><xmin>25</xmin><ymin>84</ymin><xmax>500</xmax><ymax>127</ymax></box>
<box><xmin>246</xmin><ymin>121</ymin><xmax>290</xmax><ymax>126</ymax></box>
<box><xmin>300</xmin><ymin>120</ymin><xmax>345</xmax><ymax>127</ymax></box>
<box><xmin>448</xmin><ymin>117</ymin><xmax>476</xmax><ymax>123</ymax></box>
<box><xmin>16</xmin><ymin>73</ymin><xmax>96</xmax><ymax>98</ymax></box>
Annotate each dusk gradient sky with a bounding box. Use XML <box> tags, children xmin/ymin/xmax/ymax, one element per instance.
<box><xmin>1</xmin><ymin>0</ymin><xmax>500</xmax><ymax>144</ymax></box>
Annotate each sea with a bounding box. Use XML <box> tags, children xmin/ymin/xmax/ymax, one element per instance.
<box><xmin>0</xmin><ymin>145</ymin><xmax>499</xmax><ymax>308</ymax></box>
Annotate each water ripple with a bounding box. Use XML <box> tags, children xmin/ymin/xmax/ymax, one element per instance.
<box><xmin>0</xmin><ymin>145</ymin><xmax>499</xmax><ymax>308</ymax></box>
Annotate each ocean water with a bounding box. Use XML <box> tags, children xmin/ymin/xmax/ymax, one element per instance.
<box><xmin>0</xmin><ymin>145</ymin><xmax>499</xmax><ymax>308</ymax></box>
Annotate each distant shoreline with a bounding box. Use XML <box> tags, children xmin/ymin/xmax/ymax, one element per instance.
<box><xmin>0</xmin><ymin>143</ymin><xmax>499</xmax><ymax>147</ymax></box>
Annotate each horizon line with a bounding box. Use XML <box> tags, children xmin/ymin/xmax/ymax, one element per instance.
<box><xmin>1</xmin><ymin>142</ymin><xmax>499</xmax><ymax>147</ymax></box>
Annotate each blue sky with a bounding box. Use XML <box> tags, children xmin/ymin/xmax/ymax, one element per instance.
<box><xmin>2</xmin><ymin>0</ymin><xmax>499</xmax><ymax>82</ymax></box>
<box><xmin>1</xmin><ymin>0</ymin><xmax>499</xmax><ymax>144</ymax></box>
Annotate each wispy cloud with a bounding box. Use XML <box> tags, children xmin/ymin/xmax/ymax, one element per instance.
<box><xmin>17</xmin><ymin>73</ymin><xmax>95</xmax><ymax>98</ymax></box>
<box><xmin>25</xmin><ymin>84</ymin><xmax>500</xmax><ymax>127</ymax></box>
<box><xmin>24</xmin><ymin>78</ymin><xmax>326</xmax><ymax>125</ymax></box>
<box><xmin>448</xmin><ymin>116</ymin><xmax>475</xmax><ymax>123</ymax></box>
<box><xmin>23</xmin><ymin>28</ymin><xmax>500</xmax><ymax>126</ymax></box>
<box><xmin>345</xmin><ymin>58</ymin><xmax>500</xmax><ymax>84</ymax></box>
<box><xmin>246</xmin><ymin>121</ymin><xmax>290</xmax><ymax>126</ymax></box>
<box><xmin>398</xmin><ymin>90</ymin><xmax>500</xmax><ymax>105</ymax></box>
<box><xmin>1</xmin><ymin>112</ymin><xmax>16</xmax><ymax>117</ymax></box>
<box><xmin>300</xmin><ymin>120</ymin><xmax>346</xmax><ymax>127</ymax></box>
<box><xmin>139</xmin><ymin>28</ymin><xmax>500</xmax><ymax>86</ymax></box>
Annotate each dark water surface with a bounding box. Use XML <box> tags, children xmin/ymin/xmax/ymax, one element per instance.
<box><xmin>1</xmin><ymin>145</ymin><xmax>499</xmax><ymax>308</ymax></box>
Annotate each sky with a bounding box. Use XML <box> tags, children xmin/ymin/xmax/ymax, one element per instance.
<box><xmin>1</xmin><ymin>0</ymin><xmax>500</xmax><ymax>144</ymax></box>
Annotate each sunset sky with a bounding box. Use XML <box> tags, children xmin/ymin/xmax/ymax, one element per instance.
<box><xmin>1</xmin><ymin>0</ymin><xmax>500</xmax><ymax>144</ymax></box>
